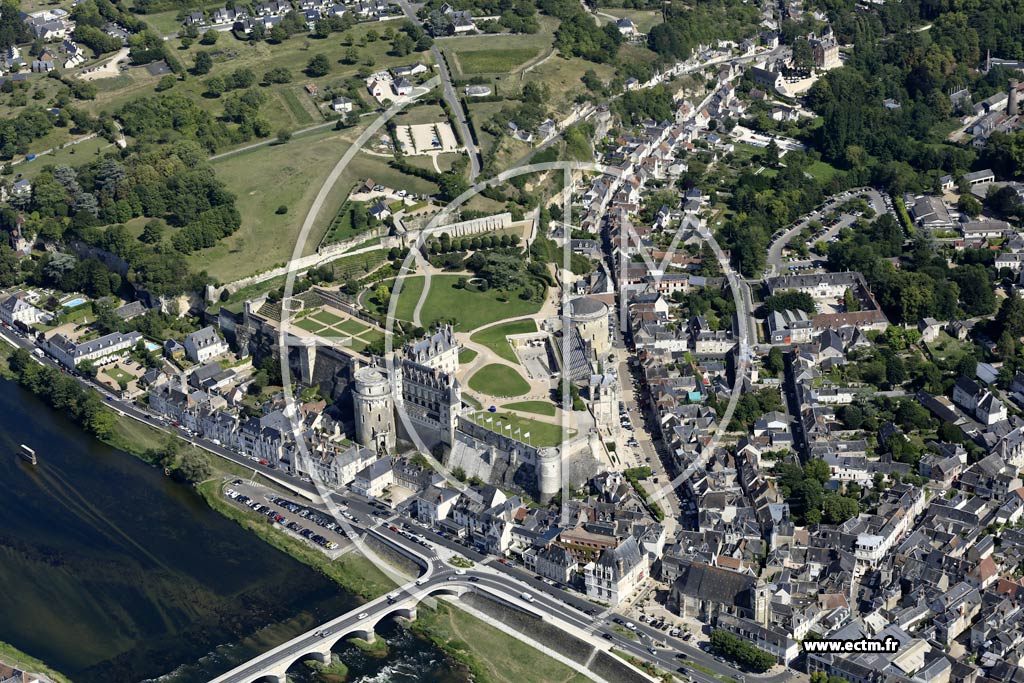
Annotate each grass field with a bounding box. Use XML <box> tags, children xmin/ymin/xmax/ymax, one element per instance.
<box><xmin>202</xmin><ymin>127</ymin><xmax>357</xmax><ymax>282</ymax></box>
<box><xmin>503</xmin><ymin>400</ymin><xmax>556</xmax><ymax>416</ymax></box>
<box><xmin>203</xmin><ymin>125</ymin><xmax>433</xmax><ymax>283</ymax></box>
<box><xmin>412</xmin><ymin>602</ymin><xmax>591</xmax><ymax>683</ymax></box>
<box><xmin>442</xmin><ymin>20</ymin><xmax>555</xmax><ymax>80</ymax></box>
<box><xmin>454</xmin><ymin>48</ymin><xmax>541</xmax><ymax>74</ymax></box>
<box><xmin>459</xmin><ymin>348</ymin><xmax>478</xmax><ymax>364</ymax></box>
<box><xmin>384</xmin><ymin>275</ymin><xmax>544</xmax><ymax>332</ymax></box>
<box><xmin>16</xmin><ymin>137</ymin><xmax>116</xmax><ymax>180</ymax></box>
<box><xmin>470</xmin><ymin>319</ymin><xmax>537</xmax><ymax>364</ymax></box>
<box><xmin>468</xmin><ymin>363</ymin><xmax>531</xmax><ymax>398</ymax></box>
<box><xmin>464</xmin><ymin>408</ymin><xmax>568</xmax><ymax>446</ymax></box>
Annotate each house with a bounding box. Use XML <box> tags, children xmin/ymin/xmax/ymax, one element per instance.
<box><xmin>11</xmin><ymin>179</ymin><xmax>31</xmax><ymax>196</ymax></box>
<box><xmin>304</xmin><ymin>83</ymin><xmax>319</xmax><ymax>96</ymax></box>
<box><xmin>616</xmin><ymin>18</ymin><xmax>638</xmax><ymax>36</ymax></box>
<box><xmin>366</xmin><ymin>77</ymin><xmax>391</xmax><ymax>99</ymax></box>
<box><xmin>625</xmin><ymin>77</ymin><xmax>640</xmax><ymax>90</ymax></box>
<box><xmin>368</xmin><ymin>201</ymin><xmax>391</xmax><ymax>220</ymax></box>
<box><xmin>392</xmin><ymin>77</ymin><xmax>413</xmax><ymax>96</ymax></box>
<box><xmin>536</xmin><ymin>544</ymin><xmax>578</xmax><ymax>585</ymax></box>
<box><xmin>417</xmin><ymin>484</ymin><xmax>461</xmax><ymax>524</ymax></box>
<box><xmin>0</xmin><ymin>294</ymin><xmax>44</xmax><ymax>326</ymax></box>
<box><xmin>351</xmin><ymin>457</ymin><xmax>394</xmax><ymax>498</ymax></box>
<box><xmin>46</xmin><ymin>330</ymin><xmax>143</xmax><ymax>369</ymax></box>
<box><xmin>767</xmin><ymin>309</ymin><xmax>813</xmax><ymax>344</ymax></box>
<box><xmin>330</xmin><ymin>96</ymin><xmax>353</xmax><ymax>112</ymax></box>
<box><xmin>31</xmin><ymin>50</ymin><xmax>55</xmax><ymax>72</ymax></box>
<box><xmin>584</xmin><ymin>536</ymin><xmax>648</xmax><ymax>605</ymax></box>
<box><xmin>184</xmin><ymin>10</ymin><xmax>205</xmax><ymax>24</ymax></box>
<box><xmin>918</xmin><ymin>317</ymin><xmax>942</xmax><ymax>343</ymax></box>
<box><xmin>953</xmin><ymin>375</ymin><xmax>1007</xmax><ymax>425</ymax></box>
<box><xmin>183</xmin><ymin>326</ymin><xmax>229</xmax><ymax>364</ymax></box>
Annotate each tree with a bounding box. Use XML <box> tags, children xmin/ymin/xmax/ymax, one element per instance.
<box><xmin>823</xmin><ymin>493</ymin><xmax>859</xmax><ymax>524</ymax></box>
<box><xmin>204</xmin><ymin>75</ymin><xmax>225</xmax><ymax>97</ymax></box>
<box><xmin>155</xmin><ymin>74</ymin><xmax>176</xmax><ymax>92</ymax></box>
<box><xmin>276</xmin><ymin>128</ymin><xmax>291</xmax><ymax>144</ymax></box>
<box><xmin>375</xmin><ymin>284</ymin><xmax>391</xmax><ymax>305</ymax></box>
<box><xmin>843</xmin><ymin>288</ymin><xmax>859</xmax><ymax>312</ymax></box>
<box><xmin>176</xmin><ymin>450</ymin><xmax>212</xmax><ymax>483</ymax></box>
<box><xmin>764</xmin><ymin>139</ymin><xmax>780</xmax><ymax>167</ymax></box>
<box><xmin>392</xmin><ymin>32</ymin><xmax>415</xmax><ymax>56</ymax></box>
<box><xmin>305</xmin><ymin>53</ymin><xmax>331</xmax><ymax>77</ymax></box>
<box><xmin>764</xmin><ymin>347</ymin><xmax>784</xmax><ymax>375</ymax></box>
<box><xmin>193</xmin><ymin>51</ymin><xmax>213</xmax><ymax>75</ymax></box>
<box><xmin>200</xmin><ymin>28</ymin><xmax>219</xmax><ymax>45</ymax></box>
<box><xmin>957</xmin><ymin>193</ymin><xmax>982</xmax><ymax>218</ymax></box>
<box><xmin>140</xmin><ymin>220</ymin><xmax>164</xmax><ymax>244</ymax></box>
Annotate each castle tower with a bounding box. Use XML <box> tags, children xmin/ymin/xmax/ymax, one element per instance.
<box><xmin>1009</xmin><ymin>79</ymin><xmax>1020</xmax><ymax>116</ymax></box>
<box><xmin>353</xmin><ymin>365</ymin><xmax>395</xmax><ymax>455</ymax></box>
<box><xmin>536</xmin><ymin>447</ymin><xmax>562</xmax><ymax>502</ymax></box>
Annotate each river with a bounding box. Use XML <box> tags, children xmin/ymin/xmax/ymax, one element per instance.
<box><xmin>0</xmin><ymin>380</ymin><xmax>464</xmax><ymax>683</ymax></box>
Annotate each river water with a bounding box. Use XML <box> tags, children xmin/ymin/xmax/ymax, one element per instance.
<box><xmin>0</xmin><ymin>380</ymin><xmax>464</xmax><ymax>683</ymax></box>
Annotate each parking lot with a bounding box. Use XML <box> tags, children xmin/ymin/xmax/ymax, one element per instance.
<box><xmin>221</xmin><ymin>480</ymin><xmax>357</xmax><ymax>559</ymax></box>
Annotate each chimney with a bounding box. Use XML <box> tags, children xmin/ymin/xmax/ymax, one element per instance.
<box><xmin>1009</xmin><ymin>80</ymin><xmax>1020</xmax><ymax>117</ymax></box>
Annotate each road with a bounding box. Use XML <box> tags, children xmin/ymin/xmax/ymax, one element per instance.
<box><xmin>395</xmin><ymin>0</ymin><xmax>481</xmax><ymax>180</ymax></box>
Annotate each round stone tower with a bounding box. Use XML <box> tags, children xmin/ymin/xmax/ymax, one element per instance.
<box><xmin>353</xmin><ymin>365</ymin><xmax>395</xmax><ymax>454</ymax></box>
<box><xmin>536</xmin><ymin>447</ymin><xmax>562</xmax><ymax>502</ymax></box>
<box><xmin>567</xmin><ymin>296</ymin><xmax>611</xmax><ymax>359</ymax></box>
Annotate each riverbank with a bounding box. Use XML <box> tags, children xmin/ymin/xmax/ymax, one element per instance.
<box><xmin>0</xmin><ymin>643</ymin><xmax>72</xmax><ymax>683</ymax></box>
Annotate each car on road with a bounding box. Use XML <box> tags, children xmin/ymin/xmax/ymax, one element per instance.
<box><xmin>357</xmin><ymin>612</ymin><xmax>368</xmax><ymax>619</ymax></box>
<box><xmin>648</xmin><ymin>647</ymin><xmax>657</xmax><ymax>655</ymax></box>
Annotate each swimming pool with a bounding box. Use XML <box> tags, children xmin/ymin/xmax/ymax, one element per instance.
<box><xmin>144</xmin><ymin>342</ymin><xmax>160</xmax><ymax>352</ymax></box>
<box><xmin>62</xmin><ymin>297</ymin><xmax>87</xmax><ymax>308</ymax></box>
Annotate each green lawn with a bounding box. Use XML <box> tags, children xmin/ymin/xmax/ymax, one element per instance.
<box><xmin>295</xmin><ymin>317</ymin><xmax>327</xmax><ymax>333</ymax></box>
<box><xmin>468</xmin><ymin>364</ymin><xmax>531</xmax><ymax>398</ymax></box>
<box><xmin>463</xmin><ymin>409</ymin><xmax>568</xmax><ymax>447</ymax></box>
<box><xmin>503</xmin><ymin>400</ymin><xmax>556</xmax><ymax>416</ymax></box>
<box><xmin>459</xmin><ymin>348</ymin><xmax>478</xmax><ymax>364</ymax></box>
<box><xmin>337</xmin><ymin>318</ymin><xmax>370</xmax><ymax>334</ymax></box>
<box><xmin>805</xmin><ymin>160</ymin><xmax>839</xmax><ymax>182</ymax></box>
<box><xmin>454</xmin><ymin>48</ymin><xmax>541</xmax><ymax>74</ymax></box>
<box><xmin>470</xmin><ymin>319</ymin><xmax>537</xmax><ymax>364</ymax></box>
<box><xmin>311</xmin><ymin>310</ymin><xmax>344</xmax><ymax>325</ymax></box>
<box><xmin>387</xmin><ymin>275</ymin><xmax>544</xmax><ymax>332</ymax></box>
